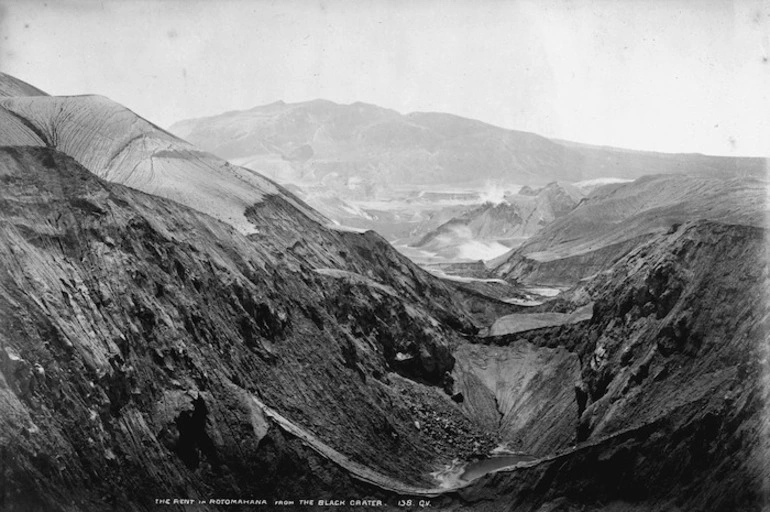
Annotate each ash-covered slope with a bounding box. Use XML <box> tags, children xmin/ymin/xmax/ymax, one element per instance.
<box><xmin>0</xmin><ymin>73</ymin><xmax>508</xmax><ymax>509</ymax></box>
<box><xmin>0</xmin><ymin>146</ymin><xmax>492</xmax><ymax>511</ymax></box>
<box><xmin>0</xmin><ymin>93</ymin><xmax>324</xmax><ymax>234</ymax></box>
<box><xmin>0</xmin><ymin>72</ymin><xmax>48</xmax><ymax>98</ymax></box>
<box><xmin>450</xmin><ymin>220</ymin><xmax>769</xmax><ymax>511</ymax></box>
<box><xmin>413</xmin><ymin>182</ymin><xmax>585</xmax><ymax>260</ymax></box>
<box><xmin>2</xmin><ymin>71</ymin><xmax>767</xmax><ymax>512</ymax></box>
<box><xmin>493</xmin><ymin>174</ymin><xmax>768</xmax><ymax>286</ymax></box>
<box><xmin>5</xmin><ymin>148</ymin><xmax>765</xmax><ymax>511</ymax></box>
<box><xmin>170</xmin><ymin>100</ymin><xmax>766</xmax><ymax>191</ymax></box>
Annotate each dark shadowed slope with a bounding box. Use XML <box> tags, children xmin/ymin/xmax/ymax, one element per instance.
<box><xmin>449</xmin><ymin>220</ymin><xmax>770</xmax><ymax>511</ymax></box>
<box><xmin>0</xmin><ymin>74</ymin><xmax>509</xmax><ymax>509</ymax></box>
<box><xmin>3</xmin><ymin>147</ymin><xmax>767</xmax><ymax>511</ymax></box>
<box><xmin>0</xmin><ymin>146</ymin><xmax>493</xmax><ymax>511</ymax></box>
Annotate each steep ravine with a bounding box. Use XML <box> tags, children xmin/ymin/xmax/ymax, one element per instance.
<box><xmin>441</xmin><ymin>220</ymin><xmax>770</xmax><ymax>511</ymax></box>
<box><xmin>0</xmin><ymin>147</ymin><xmax>498</xmax><ymax>511</ymax></box>
<box><xmin>451</xmin><ymin>341</ymin><xmax>579</xmax><ymax>457</ymax></box>
<box><xmin>1</xmin><ymin>146</ymin><xmax>767</xmax><ymax>512</ymax></box>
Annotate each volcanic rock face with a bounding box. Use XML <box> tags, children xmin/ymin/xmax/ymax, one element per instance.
<box><xmin>0</xmin><ymin>146</ymin><xmax>498</xmax><ymax>510</ymax></box>
<box><xmin>493</xmin><ymin>173</ymin><xmax>768</xmax><ymax>286</ymax></box>
<box><xmin>453</xmin><ymin>220</ymin><xmax>769</xmax><ymax>511</ymax></box>
<box><xmin>1</xmin><ymin>72</ymin><xmax>767</xmax><ymax>512</ymax></box>
<box><xmin>451</xmin><ymin>340</ymin><xmax>580</xmax><ymax>457</ymax></box>
<box><xmin>413</xmin><ymin>182</ymin><xmax>585</xmax><ymax>260</ymax></box>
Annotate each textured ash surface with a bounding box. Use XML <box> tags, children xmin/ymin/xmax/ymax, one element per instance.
<box><xmin>0</xmin><ymin>72</ymin><xmax>768</xmax><ymax>512</ymax></box>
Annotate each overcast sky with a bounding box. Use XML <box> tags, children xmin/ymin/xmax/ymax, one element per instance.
<box><xmin>0</xmin><ymin>0</ymin><xmax>767</xmax><ymax>156</ymax></box>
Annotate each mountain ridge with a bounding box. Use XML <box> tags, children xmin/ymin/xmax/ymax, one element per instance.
<box><xmin>412</xmin><ymin>181</ymin><xmax>586</xmax><ymax>261</ymax></box>
<box><xmin>171</xmin><ymin>98</ymin><xmax>768</xmax><ymax>164</ymax></box>
<box><xmin>492</xmin><ymin>173</ymin><xmax>767</xmax><ymax>286</ymax></box>
<box><xmin>0</xmin><ymin>93</ymin><xmax>330</xmax><ymax>234</ymax></box>
<box><xmin>1</xmin><ymin>71</ymin><xmax>768</xmax><ymax>511</ymax></box>
<box><xmin>0</xmin><ymin>72</ymin><xmax>48</xmax><ymax>98</ymax></box>
<box><xmin>168</xmin><ymin>97</ymin><xmax>766</xmax><ymax>243</ymax></box>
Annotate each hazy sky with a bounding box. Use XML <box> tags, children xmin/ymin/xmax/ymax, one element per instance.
<box><xmin>0</xmin><ymin>0</ymin><xmax>768</xmax><ymax>156</ymax></box>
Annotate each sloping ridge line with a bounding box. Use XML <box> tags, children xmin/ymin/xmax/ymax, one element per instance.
<box><xmin>0</xmin><ymin>105</ymin><xmax>51</xmax><ymax>146</ymax></box>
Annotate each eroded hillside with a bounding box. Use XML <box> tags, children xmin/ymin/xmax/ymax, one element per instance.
<box><xmin>413</xmin><ymin>182</ymin><xmax>585</xmax><ymax>260</ymax></box>
<box><xmin>0</xmin><ymin>146</ymin><xmax>496</xmax><ymax>510</ymax></box>
<box><xmin>439</xmin><ymin>220</ymin><xmax>770</xmax><ymax>511</ymax></box>
<box><xmin>0</xmin><ymin>92</ymin><xmax>323</xmax><ymax>235</ymax></box>
<box><xmin>0</xmin><ymin>72</ymin><xmax>768</xmax><ymax>512</ymax></box>
<box><xmin>493</xmin><ymin>173</ymin><xmax>768</xmax><ymax>286</ymax></box>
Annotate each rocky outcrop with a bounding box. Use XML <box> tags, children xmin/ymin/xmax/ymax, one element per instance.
<box><xmin>494</xmin><ymin>174</ymin><xmax>767</xmax><ymax>286</ymax></box>
<box><xmin>1</xmin><ymin>71</ymin><xmax>767</xmax><ymax>512</ymax></box>
<box><xmin>0</xmin><ymin>146</ymin><xmax>494</xmax><ymax>510</ymax></box>
<box><xmin>412</xmin><ymin>182</ymin><xmax>585</xmax><ymax>261</ymax></box>
<box><xmin>452</xmin><ymin>341</ymin><xmax>580</xmax><ymax>457</ymax></box>
<box><xmin>448</xmin><ymin>220</ymin><xmax>769</xmax><ymax>510</ymax></box>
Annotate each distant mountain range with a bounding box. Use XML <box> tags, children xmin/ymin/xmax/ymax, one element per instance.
<box><xmin>169</xmin><ymin>100</ymin><xmax>766</xmax><ymax>260</ymax></box>
<box><xmin>170</xmin><ymin>99</ymin><xmax>766</xmax><ymax>191</ymax></box>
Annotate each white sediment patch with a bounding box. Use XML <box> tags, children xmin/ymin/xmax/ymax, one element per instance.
<box><xmin>523</xmin><ymin>286</ymin><xmax>563</xmax><ymax>297</ymax></box>
<box><xmin>574</xmin><ymin>177</ymin><xmax>633</xmax><ymax>189</ymax></box>
<box><xmin>430</xmin><ymin>459</ymin><xmax>467</xmax><ymax>489</ymax></box>
<box><xmin>502</xmin><ymin>297</ymin><xmax>544</xmax><ymax>307</ymax></box>
<box><xmin>326</xmin><ymin>223</ymin><xmax>368</xmax><ymax>233</ymax></box>
<box><xmin>425</xmin><ymin>268</ymin><xmax>509</xmax><ymax>285</ymax></box>
<box><xmin>487</xmin><ymin>303</ymin><xmax>594</xmax><ymax>337</ymax></box>
<box><xmin>457</xmin><ymin>240</ymin><xmax>511</xmax><ymax>261</ymax></box>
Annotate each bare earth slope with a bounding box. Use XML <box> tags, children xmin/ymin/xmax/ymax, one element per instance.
<box><xmin>0</xmin><ymin>74</ymin><xmax>514</xmax><ymax>509</ymax></box>
<box><xmin>170</xmin><ymin>101</ymin><xmax>574</xmax><ymax>187</ymax></box>
<box><xmin>413</xmin><ymin>182</ymin><xmax>585</xmax><ymax>260</ymax></box>
<box><xmin>493</xmin><ymin>173</ymin><xmax>768</xmax><ymax>286</ymax></box>
<box><xmin>0</xmin><ymin>72</ymin><xmax>48</xmax><ymax>98</ymax></box>
<box><xmin>169</xmin><ymin>100</ymin><xmax>765</xmax><ymax>247</ymax></box>
<box><xmin>0</xmin><ymin>94</ymin><xmax>325</xmax><ymax>234</ymax></box>
<box><xmin>1</xmin><ymin>72</ymin><xmax>768</xmax><ymax>512</ymax></box>
<box><xmin>432</xmin><ymin>220</ymin><xmax>769</xmax><ymax>511</ymax></box>
<box><xmin>0</xmin><ymin>146</ymin><xmax>493</xmax><ymax>510</ymax></box>
<box><xmin>3</xmin><ymin>149</ymin><xmax>767</xmax><ymax>511</ymax></box>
